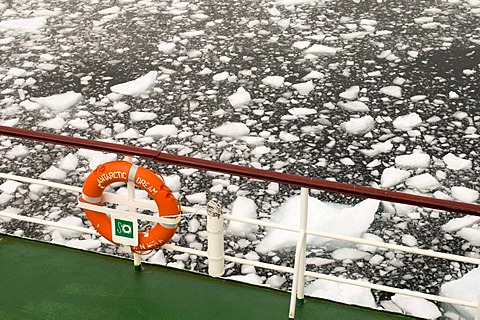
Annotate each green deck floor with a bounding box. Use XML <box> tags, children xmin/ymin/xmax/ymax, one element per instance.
<box><xmin>0</xmin><ymin>234</ymin><xmax>418</xmax><ymax>320</ymax></box>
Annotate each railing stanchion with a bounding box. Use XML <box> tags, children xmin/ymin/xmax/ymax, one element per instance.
<box><xmin>476</xmin><ymin>293</ymin><xmax>480</xmax><ymax>320</ymax></box>
<box><xmin>289</xmin><ymin>188</ymin><xmax>309</xmax><ymax>319</ymax></box>
<box><xmin>207</xmin><ymin>200</ymin><xmax>224</xmax><ymax>277</ymax></box>
<box><xmin>124</xmin><ymin>156</ymin><xmax>142</xmax><ymax>272</ymax></box>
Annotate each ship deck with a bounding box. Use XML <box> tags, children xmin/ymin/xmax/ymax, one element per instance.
<box><xmin>0</xmin><ymin>234</ymin><xmax>418</xmax><ymax>320</ymax></box>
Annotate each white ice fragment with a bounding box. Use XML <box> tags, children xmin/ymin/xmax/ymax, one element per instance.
<box><xmin>410</xmin><ymin>95</ymin><xmax>427</xmax><ymax>102</ymax></box>
<box><xmin>443</xmin><ymin>153</ymin><xmax>472</xmax><ymax>170</ymax></box>
<box><xmin>186</xmin><ymin>192</ymin><xmax>206</xmax><ymax>204</ymax></box>
<box><xmin>442</xmin><ymin>216</ymin><xmax>480</xmax><ymax>232</ymax></box>
<box><xmin>292</xmin><ymin>80</ymin><xmax>315</xmax><ymax>95</ymax></box>
<box><xmin>391</xmin><ymin>294</ymin><xmax>441</xmax><ymax>319</ymax></box>
<box><xmin>39</xmin><ymin>117</ymin><xmax>66</xmax><ymax>130</ymax></box>
<box><xmin>451</xmin><ymin>186</ymin><xmax>479</xmax><ymax>203</ymax></box>
<box><xmin>305</xmin><ymin>279</ymin><xmax>377</xmax><ymax>309</ymax></box>
<box><xmin>457</xmin><ymin>228</ymin><xmax>480</xmax><ymax>246</ymax></box>
<box><xmin>0</xmin><ymin>180</ymin><xmax>22</xmax><ymax>194</ymax></box>
<box><xmin>32</xmin><ymin>91</ymin><xmax>83</xmax><ymax>112</ymax></box>
<box><xmin>262</xmin><ymin>75</ymin><xmax>285</xmax><ymax>88</ymax></box>
<box><xmin>7</xmin><ymin>68</ymin><xmax>27</xmax><ymax>77</ymax></box>
<box><xmin>212</xmin><ymin>71</ymin><xmax>229</xmax><ymax>82</ymax></box>
<box><xmin>164</xmin><ymin>175</ymin><xmax>181</xmax><ymax>192</ymax></box>
<box><xmin>302</xmin><ymin>71</ymin><xmax>324</xmax><ymax>80</ymax></box>
<box><xmin>98</xmin><ymin>6</ymin><xmax>120</xmax><ymax>15</ymax></box>
<box><xmin>393</xmin><ymin>113</ymin><xmax>422</xmax><ymax>131</ymax></box>
<box><xmin>380</xmin><ymin>167</ymin><xmax>410</xmax><ymax>188</ymax></box>
<box><xmin>401</xmin><ymin>234</ymin><xmax>418</xmax><ymax>247</ymax></box>
<box><xmin>157</xmin><ymin>42</ymin><xmax>176</xmax><ymax>54</ymax></box>
<box><xmin>227</xmin><ymin>273</ymin><xmax>264</xmax><ymax>285</ymax></box>
<box><xmin>228</xmin><ymin>87</ymin><xmax>251</xmax><ymax>107</ymax></box>
<box><xmin>6</xmin><ymin>145</ymin><xmax>29</xmax><ymax>158</ymax></box>
<box><xmin>379</xmin><ymin>85</ymin><xmax>402</xmax><ymax>98</ymax></box>
<box><xmin>65</xmin><ymin>239</ymin><xmax>101</xmax><ymax>250</ymax></box>
<box><xmin>130</xmin><ymin>111</ymin><xmax>157</xmax><ymax>122</ymax></box>
<box><xmin>449</xmin><ymin>91</ymin><xmax>460</xmax><ymax>99</ymax></box>
<box><xmin>110</xmin><ymin>71</ymin><xmax>157</xmax><ymax>96</ymax></box>
<box><xmin>227</xmin><ymin>197</ymin><xmax>258</xmax><ymax>236</ymax></box>
<box><xmin>212</xmin><ymin>122</ymin><xmax>249</xmax><ymax>137</ymax></box>
<box><xmin>405</xmin><ymin>173</ymin><xmax>440</xmax><ymax>191</ymax></box>
<box><xmin>292</xmin><ymin>41</ymin><xmax>311</xmax><ymax>49</ymax></box>
<box><xmin>338</xmin><ymin>101</ymin><xmax>369</xmax><ymax>112</ymax></box>
<box><xmin>339</xmin><ymin>85</ymin><xmax>360</xmax><ymax>100</ymax></box>
<box><xmin>59</xmin><ymin>153</ymin><xmax>78</xmax><ymax>171</ymax></box>
<box><xmin>304</xmin><ymin>44</ymin><xmax>339</xmax><ymax>56</ymax></box>
<box><xmin>395</xmin><ymin>153</ymin><xmax>430</xmax><ymax>168</ymax></box>
<box><xmin>39</xmin><ymin>166</ymin><xmax>67</xmax><ymax>181</ymax></box>
<box><xmin>0</xmin><ymin>17</ymin><xmax>47</xmax><ymax>32</ymax></box>
<box><xmin>288</xmin><ymin>108</ymin><xmax>317</xmax><ymax>116</ymax></box>
<box><xmin>341</xmin><ymin>116</ymin><xmax>375</xmax><ymax>134</ymax></box>
<box><xmin>441</xmin><ymin>267</ymin><xmax>480</xmax><ymax>319</ymax></box>
<box><xmin>47</xmin><ymin>216</ymin><xmax>84</xmax><ymax>238</ymax></box>
<box><xmin>266</xmin><ymin>275</ymin><xmax>286</xmax><ymax>288</ymax></box>
<box><xmin>331</xmin><ymin>248</ymin><xmax>370</xmax><ymax>260</ymax></box>
<box><xmin>115</xmin><ymin>128</ymin><xmax>140</xmax><ymax>139</ymax></box>
<box><xmin>279</xmin><ymin>131</ymin><xmax>299</xmax><ymax>142</ymax></box>
<box><xmin>145</xmin><ymin>125</ymin><xmax>178</xmax><ymax>137</ymax></box>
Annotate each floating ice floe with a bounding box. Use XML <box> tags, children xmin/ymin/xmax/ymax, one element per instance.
<box><xmin>292</xmin><ymin>80</ymin><xmax>315</xmax><ymax>95</ymax></box>
<box><xmin>338</xmin><ymin>101</ymin><xmax>369</xmax><ymax>112</ymax></box>
<box><xmin>39</xmin><ymin>117</ymin><xmax>66</xmax><ymax>130</ymax></box>
<box><xmin>157</xmin><ymin>42</ymin><xmax>176</xmax><ymax>54</ymax></box>
<box><xmin>339</xmin><ymin>85</ymin><xmax>360</xmax><ymax>100</ymax></box>
<box><xmin>380</xmin><ymin>85</ymin><xmax>402</xmax><ymax>98</ymax></box>
<box><xmin>305</xmin><ymin>279</ymin><xmax>377</xmax><ymax>309</ymax></box>
<box><xmin>39</xmin><ymin>166</ymin><xmax>67</xmax><ymax>181</ymax></box>
<box><xmin>380</xmin><ymin>167</ymin><xmax>410</xmax><ymax>188</ymax></box>
<box><xmin>212</xmin><ymin>71</ymin><xmax>229</xmax><ymax>82</ymax></box>
<box><xmin>211</xmin><ymin>122</ymin><xmax>249</xmax><ymax>137</ymax></box>
<box><xmin>262</xmin><ymin>75</ymin><xmax>285</xmax><ymax>88</ymax></box>
<box><xmin>405</xmin><ymin>173</ymin><xmax>440</xmax><ymax>191</ymax></box>
<box><xmin>256</xmin><ymin>196</ymin><xmax>379</xmax><ymax>253</ymax></box>
<box><xmin>390</xmin><ymin>294</ymin><xmax>441</xmax><ymax>319</ymax></box>
<box><xmin>341</xmin><ymin>116</ymin><xmax>375</xmax><ymax>134</ymax></box>
<box><xmin>288</xmin><ymin>108</ymin><xmax>317</xmax><ymax>116</ymax></box>
<box><xmin>228</xmin><ymin>87</ymin><xmax>251</xmax><ymax>108</ymax></box>
<box><xmin>392</xmin><ymin>113</ymin><xmax>422</xmax><ymax>131</ymax></box>
<box><xmin>130</xmin><ymin>111</ymin><xmax>157</xmax><ymax>122</ymax></box>
<box><xmin>31</xmin><ymin>91</ymin><xmax>83</xmax><ymax>112</ymax></box>
<box><xmin>227</xmin><ymin>196</ymin><xmax>259</xmax><ymax>236</ymax></box>
<box><xmin>451</xmin><ymin>186</ymin><xmax>479</xmax><ymax>203</ymax></box>
<box><xmin>145</xmin><ymin>125</ymin><xmax>178</xmax><ymax>137</ymax></box>
<box><xmin>456</xmin><ymin>228</ymin><xmax>480</xmax><ymax>246</ymax></box>
<box><xmin>441</xmin><ymin>267</ymin><xmax>480</xmax><ymax>319</ymax></box>
<box><xmin>110</xmin><ymin>71</ymin><xmax>157</xmax><ymax>96</ymax></box>
<box><xmin>360</xmin><ymin>141</ymin><xmax>393</xmax><ymax>157</ymax></box>
<box><xmin>0</xmin><ymin>17</ymin><xmax>47</xmax><ymax>32</ymax></box>
<box><xmin>395</xmin><ymin>153</ymin><xmax>430</xmax><ymax>168</ymax></box>
<box><xmin>443</xmin><ymin>153</ymin><xmax>472</xmax><ymax>170</ymax></box>
<box><xmin>304</xmin><ymin>44</ymin><xmax>339</xmax><ymax>56</ymax></box>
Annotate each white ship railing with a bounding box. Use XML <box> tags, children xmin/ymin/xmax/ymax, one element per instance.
<box><xmin>1</xmin><ymin>170</ymin><xmax>480</xmax><ymax>319</ymax></box>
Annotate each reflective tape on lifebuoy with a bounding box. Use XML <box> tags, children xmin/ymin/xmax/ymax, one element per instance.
<box><xmin>80</xmin><ymin>160</ymin><xmax>180</xmax><ymax>252</ymax></box>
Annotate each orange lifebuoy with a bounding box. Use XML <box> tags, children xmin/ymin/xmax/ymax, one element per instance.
<box><xmin>80</xmin><ymin>160</ymin><xmax>180</xmax><ymax>252</ymax></box>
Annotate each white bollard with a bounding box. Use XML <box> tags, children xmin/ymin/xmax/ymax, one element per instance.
<box><xmin>207</xmin><ymin>200</ymin><xmax>224</xmax><ymax>277</ymax></box>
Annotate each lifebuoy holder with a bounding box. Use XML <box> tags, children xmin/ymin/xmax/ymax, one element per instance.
<box><xmin>79</xmin><ymin>160</ymin><xmax>181</xmax><ymax>252</ymax></box>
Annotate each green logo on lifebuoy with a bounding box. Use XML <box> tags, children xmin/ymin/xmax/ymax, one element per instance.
<box><xmin>115</xmin><ymin>219</ymin><xmax>134</xmax><ymax>239</ymax></box>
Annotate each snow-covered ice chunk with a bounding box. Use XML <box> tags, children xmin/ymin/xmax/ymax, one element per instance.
<box><xmin>338</xmin><ymin>101</ymin><xmax>369</xmax><ymax>112</ymax></box>
<box><xmin>443</xmin><ymin>153</ymin><xmax>472</xmax><ymax>170</ymax></box>
<box><xmin>0</xmin><ymin>180</ymin><xmax>22</xmax><ymax>194</ymax></box>
<box><xmin>441</xmin><ymin>267</ymin><xmax>480</xmax><ymax>319</ymax></box>
<box><xmin>212</xmin><ymin>122</ymin><xmax>249</xmax><ymax>137</ymax></box>
<box><xmin>0</xmin><ymin>17</ymin><xmax>47</xmax><ymax>32</ymax></box>
<box><xmin>130</xmin><ymin>111</ymin><xmax>157</xmax><ymax>122</ymax></box>
<box><xmin>341</xmin><ymin>116</ymin><xmax>375</xmax><ymax>134</ymax></box>
<box><xmin>212</xmin><ymin>71</ymin><xmax>229</xmax><ymax>82</ymax></box>
<box><xmin>46</xmin><ymin>216</ymin><xmax>84</xmax><ymax>238</ymax></box>
<box><xmin>262</xmin><ymin>76</ymin><xmax>284</xmax><ymax>88</ymax></box>
<box><xmin>380</xmin><ymin>167</ymin><xmax>410</xmax><ymax>188</ymax></box>
<box><xmin>39</xmin><ymin>166</ymin><xmax>67</xmax><ymax>181</ymax></box>
<box><xmin>145</xmin><ymin>125</ymin><xmax>178</xmax><ymax>137</ymax></box>
<box><xmin>393</xmin><ymin>113</ymin><xmax>422</xmax><ymax>131</ymax></box>
<box><xmin>292</xmin><ymin>41</ymin><xmax>311</xmax><ymax>49</ymax></box>
<box><xmin>305</xmin><ymin>279</ymin><xmax>377</xmax><ymax>309</ymax></box>
<box><xmin>457</xmin><ymin>228</ymin><xmax>480</xmax><ymax>246</ymax></box>
<box><xmin>227</xmin><ymin>197</ymin><xmax>258</xmax><ymax>236</ymax></box>
<box><xmin>6</xmin><ymin>145</ymin><xmax>29</xmax><ymax>159</ymax></box>
<box><xmin>395</xmin><ymin>153</ymin><xmax>430</xmax><ymax>168</ymax></box>
<box><xmin>39</xmin><ymin>117</ymin><xmax>66</xmax><ymax>130</ymax></box>
<box><xmin>226</xmin><ymin>273</ymin><xmax>264</xmax><ymax>285</ymax></box>
<box><xmin>302</xmin><ymin>71</ymin><xmax>324</xmax><ymax>80</ymax></box>
<box><xmin>360</xmin><ymin>141</ymin><xmax>393</xmax><ymax>157</ymax></box>
<box><xmin>292</xmin><ymin>80</ymin><xmax>315</xmax><ymax>95</ymax></box>
<box><xmin>401</xmin><ymin>234</ymin><xmax>418</xmax><ymax>247</ymax></box>
<box><xmin>32</xmin><ymin>91</ymin><xmax>83</xmax><ymax>111</ymax></box>
<box><xmin>115</xmin><ymin>128</ymin><xmax>140</xmax><ymax>139</ymax></box>
<box><xmin>7</xmin><ymin>67</ymin><xmax>27</xmax><ymax>77</ymax></box>
<box><xmin>186</xmin><ymin>192</ymin><xmax>206</xmax><ymax>204</ymax></box>
<box><xmin>442</xmin><ymin>216</ymin><xmax>480</xmax><ymax>232</ymax></box>
<box><xmin>304</xmin><ymin>44</ymin><xmax>339</xmax><ymax>56</ymax></box>
<box><xmin>256</xmin><ymin>197</ymin><xmax>379</xmax><ymax>253</ymax></box>
<box><xmin>59</xmin><ymin>153</ymin><xmax>78</xmax><ymax>171</ymax></box>
<box><xmin>288</xmin><ymin>108</ymin><xmax>317</xmax><ymax>116</ymax></box>
<box><xmin>339</xmin><ymin>86</ymin><xmax>360</xmax><ymax>100</ymax></box>
<box><xmin>279</xmin><ymin>131</ymin><xmax>299</xmax><ymax>142</ymax></box>
<box><xmin>405</xmin><ymin>173</ymin><xmax>440</xmax><ymax>191</ymax></box>
<box><xmin>380</xmin><ymin>85</ymin><xmax>402</xmax><ymax>98</ymax></box>
<box><xmin>451</xmin><ymin>186</ymin><xmax>479</xmax><ymax>203</ymax></box>
<box><xmin>110</xmin><ymin>71</ymin><xmax>157</xmax><ymax>96</ymax></box>
<box><xmin>157</xmin><ymin>42</ymin><xmax>176</xmax><ymax>54</ymax></box>
<box><xmin>331</xmin><ymin>248</ymin><xmax>370</xmax><ymax>260</ymax></box>
<box><xmin>228</xmin><ymin>87</ymin><xmax>251</xmax><ymax>107</ymax></box>
<box><xmin>391</xmin><ymin>294</ymin><xmax>441</xmax><ymax>319</ymax></box>
<box><xmin>65</xmin><ymin>239</ymin><xmax>101</xmax><ymax>250</ymax></box>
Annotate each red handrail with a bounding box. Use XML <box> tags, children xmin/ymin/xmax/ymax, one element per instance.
<box><xmin>0</xmin><ymin>125</ymin><xmax>479</xmax><ymax>216</ymax></box>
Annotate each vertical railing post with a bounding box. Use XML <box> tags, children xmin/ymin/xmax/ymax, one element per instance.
<box><xmin>289</xmin><ymin>188</ymin><xmax>309</xmax><ymax>319</ymax></box>
<box><xmin>475</xmin><ymin>294</ymin><xmax>480</xmax><ymax>320</ymax></box>
<box><xmin>207</xmin><ymin>200</ymin><xmax>224</xmax><ymax>277</ymax></box>
<box><xmin>124</xmin><ymin>156</ymin><xmax>142</xmax><ymax>272</ymax></box>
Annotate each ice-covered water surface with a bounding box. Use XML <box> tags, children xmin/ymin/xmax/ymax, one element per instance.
<box><xmin>0</xmin><ymin>0</ymin><xmax>479</xmax><ymax>318</ymax></box>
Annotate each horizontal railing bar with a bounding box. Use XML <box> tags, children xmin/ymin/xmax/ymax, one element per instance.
<box><xmin>0</xmin><ymin>126</ymin><xmax>478</xmax><ymax>216</ymax></box>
